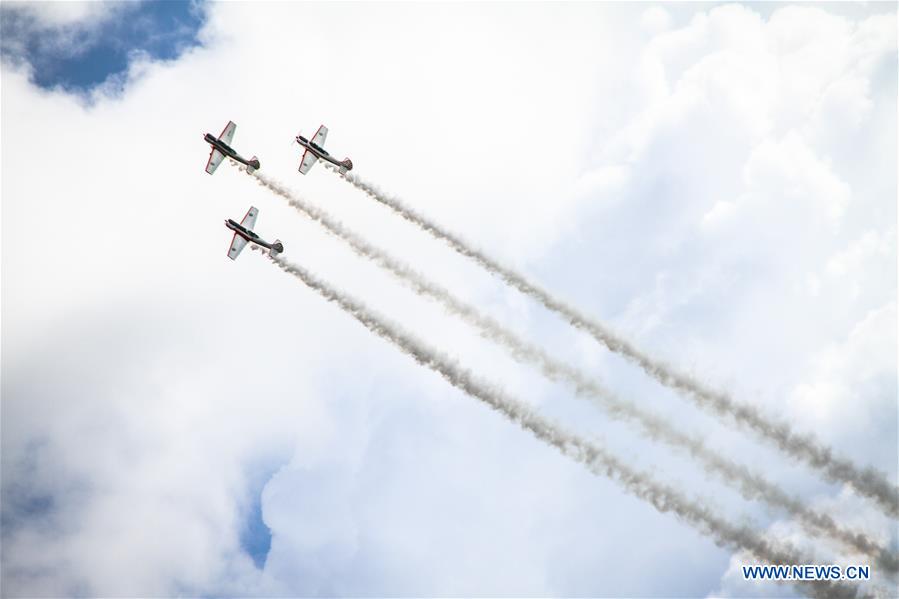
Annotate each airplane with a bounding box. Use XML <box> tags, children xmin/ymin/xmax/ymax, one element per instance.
<box><xmin>295</xmin><ymin>124</ymin><xmax>353</xmax><ymax>175</ymax></box>
<box><xmin>203</xmin><ymin>120</ymin><xmax>260</xmax><ymax>175</ymax></box>
<box><xmin>225</xmin><ymin>206</ymin><xmax>283</xmax><ymax>260</ymax></box>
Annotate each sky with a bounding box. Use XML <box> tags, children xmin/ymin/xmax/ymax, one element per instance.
<box><xmin>1</xmin><ymin>1</ymin><xmax>896</xmax><ymax>597</ymax></box>
<box><xmin>0</xmin><ymin>1</ymin><xmax>204</xmax><ymax>92</ymax></box>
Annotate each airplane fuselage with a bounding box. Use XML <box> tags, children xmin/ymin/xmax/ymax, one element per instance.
<box><xmin>295</xmin><ymin>135</ymin><xmax>352</xmax><ymax>171</ymax></box>
<box><xmin>205</xmin><ymin>133</ymin><xmax>258</xmax><ymax>169</ymax></box>
<box><xmin>225</xmin><ymin>219</ymin><xmax>279</xmax><ymax>252</ymax></box>
<box><xmin>296</xmin><ymin>135</ymin><xmax>330</xmax><ymax>157</ymax></box>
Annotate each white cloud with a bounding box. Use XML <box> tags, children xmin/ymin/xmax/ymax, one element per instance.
<box><xmin>6</xmin><ymin>1</ymin><xmax>124</xmax><ymax>28</ymax></box>
<box><xmin>702</xmin><ymin>130</ymin><xmax>852</xmax><ymax>236</ymax></box>
<box><xmin>641</xmin><ymin>6</ymin><xmax>672</xmax><ymax>35</ymax></box>
<box><xmin>1</xmin><ymin>2</ymin><xmax>895</xmax><ymax>596</ymax></box>
<box><xmin>790</xmin><ymin>303</ymin><xmax>896</xmax><ymax>430</ymax></box>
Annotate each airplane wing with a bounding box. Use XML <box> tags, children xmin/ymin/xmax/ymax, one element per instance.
<box><xmin>311</xmin><ymin>124</ymin><xmax>328</xmax><ymax>147</ymax></box>
<box><xmin>206</xmin><ymin>148</ymin><xmax>225</xmax><ymax>174</ymax></box>
<box><xmin>227</xmin><ymin>233</ymin><xmax>248</xmax><ymax>260</ymax></box>
<box><xmin>239</xmin><ymin>206</ymin><xmax>258</xmax><ymax>230</ymax></box>
<box><xmin>219</xmin><ymin>121</ymin><xmax>237</xmax><ymax>146</ymax></box>
<box><xmin>299</xmin><ymin>149</ymin><xmax>318</xmax><ymax>174</ymax></box>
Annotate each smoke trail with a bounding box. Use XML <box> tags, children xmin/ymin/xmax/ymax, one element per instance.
<box><xmin>324</xmin><ymin>164</ymin><xmax>899</xmax><ymax>519</ymax></box>
<box><xmin>242</xmin><ymin>168</ymin><xmax>896</xmax><ymax>572</ymax></box>
<box><xmin>255</xmin><ymin>248</ymin><xmax>863</xmax><ymax>599</ymax></box>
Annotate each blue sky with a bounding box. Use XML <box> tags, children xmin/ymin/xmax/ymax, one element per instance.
<box><xmin>0</xmin><ymin>1</ymin><xmax>205</xmax><ymax>92</ymax></box>
<box><xmin>1</xmin><ymin>2</ymin><xmax>896</xmax><ymax>597</ymax></box>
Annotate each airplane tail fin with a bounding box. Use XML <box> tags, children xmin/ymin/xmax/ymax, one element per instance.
<box><xmin>247</xmin><ymin>156</ymin><xmax>260</xmax><ymax>174</ymax></box>
<box><xmin>269</xmin><ymin>240</ymin><xmax>284</xmax><ymax>257</ymax></box>
<box><xmin>339</xmin><ymin>158</ymin><xmax>353</xmax><ymax>174</ymax></box>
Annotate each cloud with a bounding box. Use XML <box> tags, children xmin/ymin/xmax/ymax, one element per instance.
<box><xmin>641</xmin><ymin>6</ymin><xmax>672</xmax><ymax>35</ymax></box>
<box><xmin>790</xmin><ymin>303</ymin><xmax>896</xmax><ymax>430</ymax></box>
<box><xmin>1</xmin><ymin>2</ymin><xmax>895</xmax><ymax>597</ymax></box>
<box><xmin>701</xmin><ymin>130</ymin><xmax>852</xmax><ymax>237</ymax></box>
<box><xmin>6</xmin><ymin>1</ymin><xmax>126</xmax><ymax>28</ymax></box>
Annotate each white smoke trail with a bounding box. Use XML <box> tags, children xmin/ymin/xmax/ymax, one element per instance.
<box><xmin>254</xmin><ymin>247</ymin><xmax>864</xmax><ymax>599</ymax></box>
<box><xmin>242</xmin><ymin>167</ymin><xmax>896</xmax><ymax>573</ymax></box>
<box><xmin>325</xmin><ymin>164</ymin><xmax>899</xmax><ymax>519</ymax></box>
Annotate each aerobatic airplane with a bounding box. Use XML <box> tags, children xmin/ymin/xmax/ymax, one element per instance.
<box><xmin>204</xmin><ymin>121</ymin><xmax>260</xmax><ymax>175</ymax></box>
<box><xmin>225</xmin><ymin>206</ymin><xmax>283</xmax><ymax>260</ymax></box>
<box><xmin>295</xmin><ymin>125</ymin><xmax>353</xmax><ymax>174</ymax></box>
